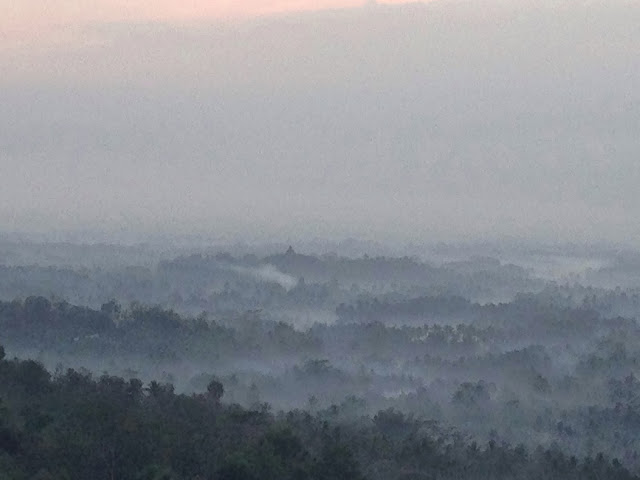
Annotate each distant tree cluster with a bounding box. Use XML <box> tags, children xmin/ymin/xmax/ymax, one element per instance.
<box><xmin>5</xmin><ymin>244</ymin><xmax>640</xmax><ymax>477</ymax></box>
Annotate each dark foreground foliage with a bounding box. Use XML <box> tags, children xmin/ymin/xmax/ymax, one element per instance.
<box><xmin>0</xmin><ymin>348</ymin><xmax>637</xmax><ymax>480</ymax></box>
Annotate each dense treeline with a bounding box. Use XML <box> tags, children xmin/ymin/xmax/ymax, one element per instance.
<box><xmin>2</xmin><ymin>247</ymin><xmax>640</xmax><ymax>325</ymax></box>
<box><xmin>5</xmin><ymin>296</ymin><xmax>640</xmax><ymax>470</ymax></box>
<box><xmin>1</xmin><ymin>347</ymin><xmax>637</xmax><ymax>480</ymax></box>
<box><xmin>5</xmin><ymin>243</ymin><xmax>640</xmax><ymax>476</ymax></box>
<box><xmin>0</xmin><ymin>248</ymin><xmax>542</xmax><ymax>316</ymax></box>
<box><xmin>0</xmin><ymin>344</ymin><xmax>362</xmax><ymax>480</ymax></box>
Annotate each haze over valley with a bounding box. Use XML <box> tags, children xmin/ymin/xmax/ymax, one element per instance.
<box><xmin>1</xmin><ymin>1</ymin><xmax>640</xmax><ymax>479</ymax></box>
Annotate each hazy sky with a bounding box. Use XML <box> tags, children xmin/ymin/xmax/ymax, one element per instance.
<box><xmin>1</xmin><ymin>0</ymin><xmax>639</xmax><ymax>245</ymax></box>
<box><xmin>3</xmin><ymin>0</ymin><xmax>412</xmax><ymax>42</ymax></box>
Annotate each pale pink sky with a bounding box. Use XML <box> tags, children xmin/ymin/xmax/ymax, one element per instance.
<box><xmin>2</xmin><ymin>0</ymin><xmax>418</xmax><ymax>46</ymax></box>
<box><xmin>4</xmin><ymin>1</ymin><xmax>416</xmax><ymax>27</ymax></box>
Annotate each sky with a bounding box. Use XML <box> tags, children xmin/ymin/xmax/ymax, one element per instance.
<box><xmin>3</xmin><ymin>0</ymin><xmax>412</xmax><ymax>39</ymax></box>
<box><xmin>1</xmin><ymin>0</ymin><xmax>639</xmax><ymax>246</ymax></box>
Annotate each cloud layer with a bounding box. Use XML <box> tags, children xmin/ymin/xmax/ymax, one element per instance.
<box><xmin>1</xmin><ymin>1</ymin><xmax>639</xmax><ymax>245</ymax></box>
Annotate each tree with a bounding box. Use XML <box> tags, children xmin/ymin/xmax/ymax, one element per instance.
<box><xmin>313</xmin><ymin>442</ymin><xmax>364</xmax><ymax>480</ymax></box>
<box><xmin>101</xmin><ymin>300</ymin><xmax>122</xmax><ymax>319</ymax></box>
<box><xmin>207</xmin><ymin>378</ymin><xmax>224</xmax><ymax>404</ymax></box>
<box><xmin>17</xmin><ymin>360</ymin><xmax>51</xmax><ymax>395</ymax></box>
<box><xmin>217</xmin><ymin>459</ymin><xmax>258</xmax><ymax>480</ymax></box>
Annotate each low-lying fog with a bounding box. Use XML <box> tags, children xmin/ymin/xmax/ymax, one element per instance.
<box><xmin>3</xmin><ymin>239</ymin><xmax>640</xmax><ymax>468</ymax></box>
